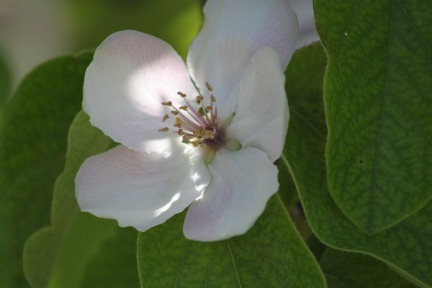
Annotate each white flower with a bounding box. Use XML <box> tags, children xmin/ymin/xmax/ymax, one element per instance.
<box><xmin>75</xmin><ymin>0</ymin><xmax>298</xmax><ymax>241</ymax></box>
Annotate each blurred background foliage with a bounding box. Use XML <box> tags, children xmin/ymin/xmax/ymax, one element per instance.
<box><xmin>0</xmin><ymin>0</ymin><xmax>205</xmax><ymax>95</ymax></box>
<box><xmin>65</xmin><ymin>0</ymin><xmax>204</xmax><ymax>55</ymax></box>
<box><xmin>0</xmin><ymin>0</ymin><xmax>316</xmax><ymax>100</ymax></box>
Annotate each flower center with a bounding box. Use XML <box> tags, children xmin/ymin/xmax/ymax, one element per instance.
<box><xmin>158</xmin><ymin>82</ymin><xmax>226</xmax><ymax>151</ymax></box>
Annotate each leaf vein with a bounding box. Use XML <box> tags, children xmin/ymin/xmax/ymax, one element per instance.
<box><xmin>226</xmin><ymin>240</ymin><xmax>243</xmax><ymax>288</ymax></box>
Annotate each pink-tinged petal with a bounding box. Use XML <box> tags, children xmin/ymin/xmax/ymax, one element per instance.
<box><xmin>187</xmin><ymin>0</ymin><xmax>298</xmax><ymax>116</ymax></box>
<box><xmin>184</xmin><ymin>148</ymin><xmax>278</xmax><ymax>241</ymax></box>
<box><xmin>226</xmin><ymin>48</ymin><xmax>288</xmax><ymax>162</ymax></box>
<box><xmin>75</xmin><ymin>145</ymin><xmax>209</xmax><ymax>232</ymax></box>
<box><xmin>84</xmin><ymin>30</ymin><xmax>196</xmax><ymax>152</ymax></box>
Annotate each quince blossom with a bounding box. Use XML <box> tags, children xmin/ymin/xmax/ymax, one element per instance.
<box><xmin>75</xmin><ymin>0</ymin><xmax>298</xmax><ymax>241</ymax></box>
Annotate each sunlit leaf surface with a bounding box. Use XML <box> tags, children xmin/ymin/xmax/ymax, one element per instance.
<box><xmin>138</xmin><ymin>196</ymin><xmax>326</xmax><ymax>288</ymax></box>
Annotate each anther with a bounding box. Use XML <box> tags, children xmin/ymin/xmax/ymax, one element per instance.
<box><xmin>177</xmin><ymin>91</ymin><xmax>187</xmax><ymax>98</ymax></box>
<box><xmin>161</xmin><ymin>101</ymin><xmax>172</xmax><ymax>106</ymax></box>
<box><xmin>196</xmin><ymin>95</ymin><xmax>204</xmax><ymax>103</ymax></box>
<box><xmin>210</xmin><ymin>95</ymin><xmax>216</xmax><ymax>103</ymax></box>
<box><xmin>162</xmin><ymin>114</ymin><xmax>169</xmax><ymax>122</ymax></box>
<box><xmin>171</xmin><ymin>111</ymin><xmax>179</xmax><ymax>116</ymax></box>
<box><xmin>158</xmin><ymin>127</ymin><xmax>169</xmax><ymax>132</ymax></box>
<box><xmin>179</xmin><ymin>106</ymin><xmax>188</xmax><ymax>111</ymax></box>
<box><xmin>206</xmin><ymin>82</ymin><xmax>213</xmax><ymax>91</ymax></box>
<box><xmin>206</xmin><ymin>106</ymin><xmax>213</xmax><ymax>111</ymax></box>
<box><xmin>174</xmin><ymin>123</ymin><xmax>182</xmax><ymax>128</ymax></box>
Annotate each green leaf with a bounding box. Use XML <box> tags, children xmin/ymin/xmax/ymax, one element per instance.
<box><xmin>138</xmin><ymin>196</ymin><xmax>326</xmax><ymax>288</ymax></box>
<box><xmin>23</xmin><ymin>111</ymin><xmax>118</xmax><ymax>288</ymax></box>
<box><xmin>315</xmin><ymin>0</ymin><xmax>432</xmax><ymax>233</ymax></box>
<box><xmin>0</xmin><ymin>52</ymin><xmax>92</xmax><ymax>287</ymax></box>
<box><xmin>320</xmin><ymin>249</ymin><xmax>417</xmax><ymax>288</ymax></box>
<box><xmin>81</xmin><ymin>228</ymin><xmax>140</xmax><ymax>288</ymax></box>
<box><xmin>285</xmin><ymin>43</ymin><xmax>432</xmax><ymax>287</ymax></box>
<box><xmin>0</xmin><ymin>49</ymin><xmax>11</xmax><ymax>106</ymax></box>
<box><xmin>67</xmin><ymin>0</ymin><xmax>202</xmax><ymax>57</ymax></box>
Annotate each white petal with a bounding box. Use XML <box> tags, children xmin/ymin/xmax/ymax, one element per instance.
<box><xmin>183</xmin><ymin>148</ymin><xmax>279</xmax><ymax>241</ymax></box>
<box><xmin>289</xmin><ymin>0</ymin><xmax>320</xmax><ymax>48</ymax></box>
<box><xmin>75</xmin><ymin>145</ymin><xmax>209</xmax><ymax>232</ymax></box>
<box><xmin>187</xmin><ymin>0</ymin><xmax>298</xmax><ymax>117</ymax></box>
<box><xmin>84</xmin><ymin>30</ymin><xmax>196</xmax><ymax>152</ymax></box>
<box><xmin>227</xmin><ymin>48</ymin><xmax>288</xmax><ymax>162</ymax></box>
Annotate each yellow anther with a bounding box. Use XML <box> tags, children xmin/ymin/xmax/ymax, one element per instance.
<box><xmin>162</xmin><ymin>114</ymin><xmax>169</xmax><ymax>122</ymax></box>
<box><xmin>161</xmin><ymin>101</ymin><xmax>172</xmax><ymax>106</ymax></box>
<box><xmin>158</xmin><ymin>127</ymin><xmax>169</xmax><ymax>132</ymax></box>
<box><xmin>205</xmin><ymin>82</ymin><xmax>213</xmax><ymax>91</ymax></box>
<box><xmin>177</xmin><ymin>91</ymin><xmax>187</xmax><ymax>98</ymax></box>
<box><xmin>179</xmin><ymin>106</ymin><xmax>188</xmax><ymax>111</ymax></box>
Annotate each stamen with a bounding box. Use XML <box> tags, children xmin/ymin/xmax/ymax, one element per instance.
<box><xmin>158</xmin><ymin>81</ymin><xmax>224</xmax><ymax>150</ymax></box>
<box><xmin>196</xmin><ymin>95</ymin><xmax>204</xmax><ymax>103</ymax></box>
<box><xmin>206</xmin><ymin>82</ymin><xmax>213</xmax><ymax>92</ymax></box>
<box><xmin>181</xmin><ymin>97</ymin><xmax>209</xmax><ymax>127</ymax></box>
<box><xmin>182</xmin><ymin>136</ymin><xmax>190</xmax><ymax>143</ymax></box>
<box><xmin>176</xmin><ymin>115</ymin><xmax>201</xmax><ymax>131</ymax></box>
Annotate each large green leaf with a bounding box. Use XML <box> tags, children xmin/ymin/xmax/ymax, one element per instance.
<box><xmin>315</xmin><ymin>0</ymin><xmax>432</xmax><ymax>233</ymax></box>
<box><xmin>321</xmin><ymin>249</ymin><xmax>416</xmax><ymax>288</ymax></box>
<box><xmin>23</xmin><ymin>112</ymin><xmax>120</xmax><ymax>288</ymax></box>
<box><xmin>0</xmin><ymin>52</ymin><xmax>92</xmax><ymax>287</ymax></box>
<box><xmin>81</xmin><ymin>227</ymin><xmax>140</xmax><ymax>288</ymax></box>
<box><xmin>138</xmin><ymin>196</ymin><xmax>326</xmax><ymax>287</ymax></box>
<box><xmin>285</xmin><ymin>43</ymin><xmax>432</xmax><ymax>287</ymax></box>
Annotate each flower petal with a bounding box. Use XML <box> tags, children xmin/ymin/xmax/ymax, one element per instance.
<box><xmin>187</xmin><ymin>0</ymin><xmax>298</xmax><ymax>115</ymax></box>
<box><xmin>289</xmin><ymin>0</ymin><xmax>320</xmax><ymax>48</ymax></box>
<box><xmin>183</xmin><ymin>148</ymin><xmax>279</xmax><ymax>241</ymax></box>
<box><xmin>84</xmin><ymin>30</ymin><xmax>196</xmax><ymax>152</ymax></box>
<box><xmin>227</xmin><ymin>48</ymin><xmax>288</xmax><ymax>162</ymax></box>
<box><xmin>75</xmin><ymin>144</ymin><xmax>209</xmax><ymax>232</ymax></box>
